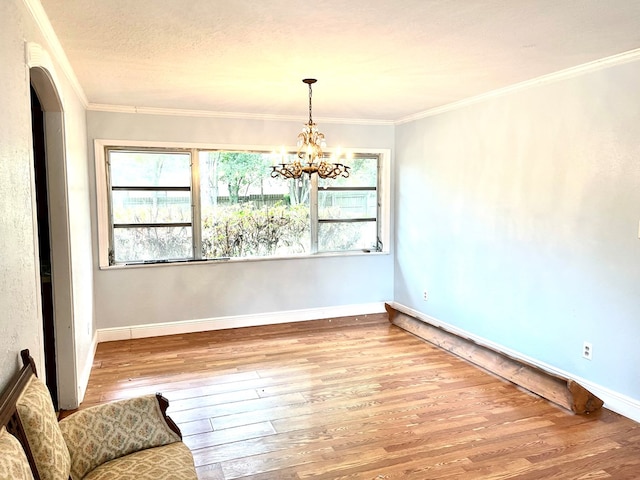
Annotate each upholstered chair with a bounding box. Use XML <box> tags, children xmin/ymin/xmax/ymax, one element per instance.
<box><xmin>0</xmin><ymin>426</ymin><xmax>35</xmax><ymax>480</ymax></box>
<box><xmin>13</xmin><ymin>351</ymin><xmax>197</xmax><ymax>480</ymax></box>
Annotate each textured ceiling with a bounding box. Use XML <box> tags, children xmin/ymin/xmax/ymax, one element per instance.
<box><xmin>39</xmin><ymin>0</ymin><xmax>640</xmax><ymax>122</ymax></box>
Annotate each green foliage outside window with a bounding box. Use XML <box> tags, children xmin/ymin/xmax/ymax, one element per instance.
<box><xmin>202</xmin><ymin>202</ymin><xmax>309</xmax><ymax>258</ymax></box>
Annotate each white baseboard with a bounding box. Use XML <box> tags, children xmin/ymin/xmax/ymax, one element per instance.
<box><xmin>76</xmin><ymin>331</ymin><xmax>98</xmax><ymax>406</ymax></box>
<box><xmin>388</xmin><ymin>302</ymin><xmax>640</xmax><ymax>424</ymax></box>
<box><xmin>97</xmin><ymin>302</ymin><xmax>386</xmax><ymax>343</ymax></box>
<box><xmin>575</xmin><ymin>381</ymin><xmax>640</xmax><ymax>424</ymax></box>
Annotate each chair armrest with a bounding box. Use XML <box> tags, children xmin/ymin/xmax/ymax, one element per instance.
<box><xmin>59</xmin><ymin>394</ymin><xmax>181</xmax><ymax>480</ymax></box>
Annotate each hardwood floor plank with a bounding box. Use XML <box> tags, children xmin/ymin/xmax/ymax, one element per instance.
<box><xmin>170</xmin><ymin>392</ymin><xmax>308</xmax><ymax>423</ymax></box>
<box><xmin>179</xmin><ymin>418</ymin><xmax>214</xmax><ymax>437</ymax></box>
<box><xmin>192</xmin><ymin>433</ymin><xmax>335</xmax><ymax>468</ymax></box>
<box><xmin>79</xmin><ymin>314</ymin><xmax>640</xmax><ymax>479</ymax></box>
<box><xmin>184</xmin><ymin>421</ymin><xmax>277</xmax><ymax>450</ymax></box>
<box><xmin>194</xmin><ymin>463</ymin><xmax>226</xmax><ymax>480</ymax></box>
<box><xmin>168</xmin><ymin>388</ymin><xmax>261</xmax><ymax>412</ymax></box>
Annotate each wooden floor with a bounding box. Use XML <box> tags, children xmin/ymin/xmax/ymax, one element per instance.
<box><xmin>82</xmin><ymin>314</ymin><xmax>640</xmax><ymax>479</ymax></box>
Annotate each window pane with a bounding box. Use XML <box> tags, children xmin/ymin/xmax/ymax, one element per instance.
<box><xmin>109</xmin><ymin>151</ymin><xmax>191</xmax><ymax>187</ymax></box>
<box><xmin>319</xmin><ymin>190</ymin><xmax>377</xmax><ymax>219</ymax></box>
<box><xmin>318</xmin><ymin>156</ymin><xmax>377</xmax><ymax>188</ymax></box>
<box><xmin>199</xmin><ymin>151</ymin><xmax>311</xmax><ymax>258</ymax></box>
<box><xmin>112</xmin><ymin>190</ymin><xmax>191</xmax><ymax>224</ymax></box>
<box><xmin>318</xmin><ymin>155</ymin><xmax>378</xmax><ymax>253</ymax></box>
<box><xmin>113</xmin><ymin>226</ymin><xmax>193</xmax><ymax>262</ymax></box>
<box><xmin>318</xmin><ymin>221</ymin><xmax>377</xmax><ymax>252</ymax></box>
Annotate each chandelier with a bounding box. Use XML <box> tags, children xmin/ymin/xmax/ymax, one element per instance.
<box><xmin>271</xmin><ymin>79</ymin><xmax>350</xmax><ymax>180</ymax></box>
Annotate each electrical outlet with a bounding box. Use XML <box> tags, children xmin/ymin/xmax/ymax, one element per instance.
<box><xmin>582</xmin><ymin>341</ymin><xmax>593</xmax><ymax>360</ymax></box>
<box><xmin>422</xmin><ymin>290</ymin><xmax>428</xmax><ymax>301</ymax></box>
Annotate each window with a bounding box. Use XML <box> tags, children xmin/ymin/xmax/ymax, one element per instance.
<box><xmin>108</xmin><ymin>149</ymin><xmax>193</xmax><ymax>263</ymax></box>
<box><xmin>98</xmin><ymin>143</ymin><xmax>388</xmax><ymax>266</ymax></box>
<box><xmin>198</xmin><ymin>150</ymin><xmax>311</xmax><ymax>258</ymax></box>
<box><xmin>318</xmin><ymin>157</ymin><xmax>379</xmax><ymax>252</ymax></box>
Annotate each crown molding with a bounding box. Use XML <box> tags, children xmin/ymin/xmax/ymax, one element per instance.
<box><xmin>86</xmin><ymin>103</ymin><xmax>395</xmax><ymax>126</ymax></box>
<box><xmin>396</xmin><ymin>47</ymin><xmax>640</xmax><ymax>125</ymax></box>
<box><xmin>91</xmin><ymin>45</ymin><xmax>640</xmax><ymax>127</ymax></box>
<box><xmin>23</xmin><ymin>0</ymin><xmax>88</xmax><ymax>107</ymax></box>
<box><xmin>23</xmin><ymin>0</ymin><xmax>640</xmax><ymax>127</ymax></box>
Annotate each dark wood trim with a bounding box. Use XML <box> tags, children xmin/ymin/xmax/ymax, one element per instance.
<box><xmin>0</xmin><ymin>350</ymin><xmax>42</xmax><ymax>480</ymax></box>
<box><xmin>385</xmin><ymin>303</ymin><xmax>603</xmax><ymax>414</ymax></box>
<box><xmin>156</xmin><ymin>393</ymin><xmax>182</xmax><ymax>439</ymax></box>
<box><xmin>20</xmin><ymin>349</ymin><xmax>38</xmax><ymax>375</ymax></box>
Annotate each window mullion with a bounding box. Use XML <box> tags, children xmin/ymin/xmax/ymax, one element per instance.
<box><xmin>191</xmin><ymin>149</ymin><xmax>202</xmax><ymax>260</ymax></box>
<box><xmin>377</xmin><ymin>155</ymin><xmax>383</xmax><ymax>251</ymax></box>
<box><xmin>106</xmin><ymin>150</ymin><xmax>116</xmax><ymax>265</ymax></box>
<box><xmin>310</xmin><ymin>174</ymin><xmax>319</xmax><ymax>254</ymax></box>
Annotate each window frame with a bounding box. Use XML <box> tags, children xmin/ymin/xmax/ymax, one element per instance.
<box><xmin>106</xmin><ymin>147</ymin><xmax>196</xmax><ymax>264</ymax></box>
<box><xmin>95</xmin><ymin>139</ymin><xmax>390</xmax><ymax>268</ymax></box>
<box><xmin>315</xmin><ymin>154</ymin><xmax>381</xmax><ymax>253</ymax></box>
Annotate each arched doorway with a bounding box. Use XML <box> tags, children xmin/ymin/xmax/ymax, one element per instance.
<box><xmin>31</xmin><ymin>84</ymin><xmax>58</xmax><ymax>408</ymax></box>
<box><xmin>29</xmin><ymin>46</ymin><xmax>78</xmax><ymax>409</ymax></box>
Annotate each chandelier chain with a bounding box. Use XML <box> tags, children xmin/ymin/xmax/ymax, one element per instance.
<box><xmin>308</xmin><ymin>82</ymin><xmax>313</xmax><ymax>125</ymax></box>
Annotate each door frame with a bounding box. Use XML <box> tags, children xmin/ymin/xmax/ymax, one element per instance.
<box><xmin>28</xmin><ymin>43</ymin><xmax>78</xmax><ymax>409</ymax></box>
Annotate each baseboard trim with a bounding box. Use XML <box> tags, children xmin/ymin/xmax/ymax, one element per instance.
<box><xmin>97</xmin><ymin>302</ymin><xmax>386</xmax><ymax>343</ymax></box>
<box><xmin>388</xmin><ymin>302</ymin><xmax>640</xmax><ymax>424</ymax></box>
<box><xmin>76</xmin><ymin>331</ymin><xmax>98</xmax><ymax>406</ymax></box>
<box><xmin>575</xmin><ymin>380</ymin><xmax>640</xmax><ymax>425</ymax></box>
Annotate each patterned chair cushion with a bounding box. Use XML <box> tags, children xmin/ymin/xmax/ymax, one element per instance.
<box><xmin>59</xmin><ymin>395</ymin><xmax>183</xmax><ymax>480</ymax></box>
<box><xmin>15</xmin><ymin>376</ymin><xmax>71</xmax><ymax>480</ymax></box>
<box><xmin>83</xmin><ymin>442</ymin><xmax>197</xmax><ymax>480</ymax></box>
<box><xmin>0</xmin><ymin>426</ymin><xmax>35</xmax><ymax>480</ymax></box>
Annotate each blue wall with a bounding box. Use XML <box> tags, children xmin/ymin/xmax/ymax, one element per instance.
<box><xmin>394</xmin><ymin>59</ymin><xmax>640</xmax><ymax>404</ymax></box>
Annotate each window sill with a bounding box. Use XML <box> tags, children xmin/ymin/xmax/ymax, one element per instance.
<box><xmin>98</xmin><ymin>249</ymin><xmax>389</xmax><ymax>270</ymax></box>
